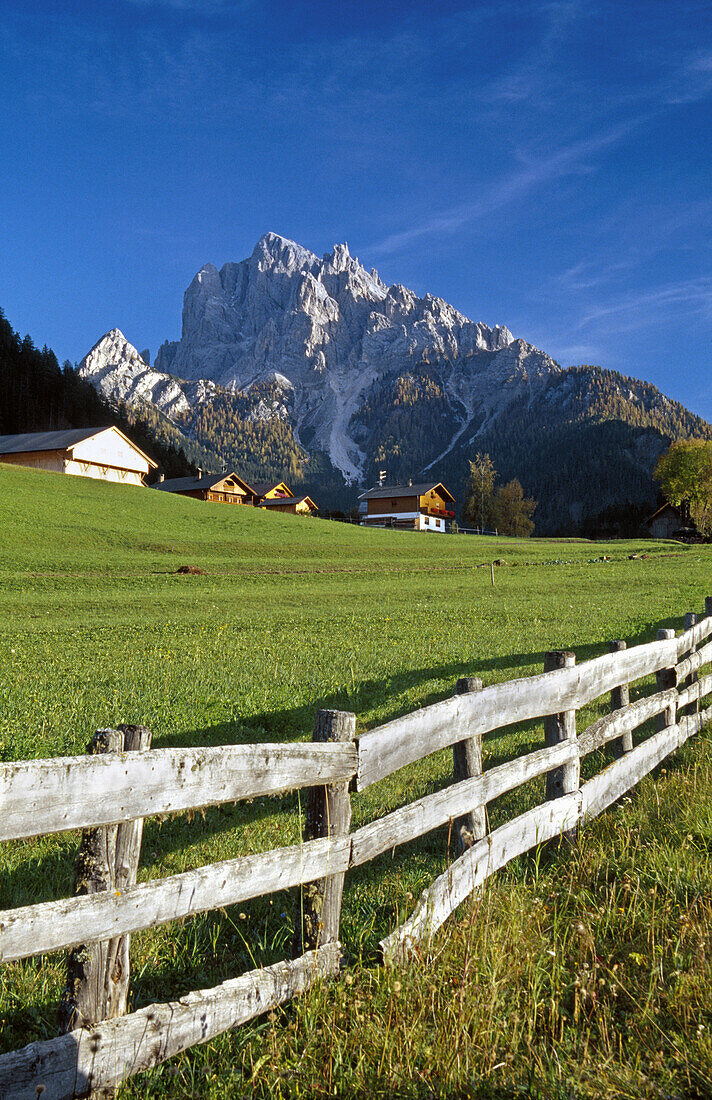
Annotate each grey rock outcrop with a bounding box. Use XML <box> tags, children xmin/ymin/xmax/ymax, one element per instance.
<box><xmin>79</xmin><ymin>233</ymin><xmax>559</xmax><ymax>484</ymax></box>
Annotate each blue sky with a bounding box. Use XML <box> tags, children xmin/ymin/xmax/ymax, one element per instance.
<box><xmin>2</xmin><ymin>0</ymin><xmax>711</xmax><ymax>416</ymax></box>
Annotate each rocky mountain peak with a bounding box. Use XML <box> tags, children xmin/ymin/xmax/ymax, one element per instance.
<box><xmin>252</xmin><ymin>232</ymin><xmax>318</xmax><ymax>274</ymax></box>
<box><xmin>85</xmin><ymin>328</ymin><xmax>143</xmax><ymax>365</ymax></box>
<box><xmin>323</xmin><ymin>241</ymin><xmax>352</xmax><ymax>272</ymax></box>
<box><xmin>83</xmin><ymin>233</ymin><xmax>559</xmax><ymax>484</ymax></box>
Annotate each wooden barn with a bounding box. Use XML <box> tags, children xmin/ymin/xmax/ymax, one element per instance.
<box><xmin>0</xmin><ymin>427</ymin><xmax>156</xmax><ymax>486</ymax></box>
<box><xmin>358</xmin><ymin>481</ymin><xmax>455</xmax><ymax>532</ymax></box>
<box><xmin>645</xmin><ymin>502</ymin><xmax>697</xmax><ymax>540</ymax></box>
<box><xmin>154</xmin><ymin>470</ymin><xmax>258</xmax><ymax>505</ymax></box>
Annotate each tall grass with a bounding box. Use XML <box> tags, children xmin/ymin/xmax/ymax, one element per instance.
<box><xmin>1</xmin><ymin>464</ymin><xmax>711</xmax><ymax>1095</ymax></box>
<box><xmin>122</xmin><ymin>737</ymin><xmax>712</xmax><ymax>1099</ymax></box>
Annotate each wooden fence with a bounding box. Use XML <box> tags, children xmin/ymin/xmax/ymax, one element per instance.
<box><xmin>1</xmin><ymin>600</ymin><xmax>712</xmax><ymax>1098</ymax></box>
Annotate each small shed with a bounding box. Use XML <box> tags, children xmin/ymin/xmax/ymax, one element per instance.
<box><xmin>645</xmin><ymin>502</ymin><xmax>694</xmax><ymax>540</ymax></box>
<box><xmin>0</xmin><ymin>426</ymin><xmax>156</xmax><ymax>486</ymax></box>
<box><xmin>154</xmin><ymin>471</ymin><xmax>258</xmax><ymax>505</ymax></box>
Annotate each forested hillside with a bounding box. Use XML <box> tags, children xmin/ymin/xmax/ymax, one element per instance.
<box><xmin>5</xmin><ymin>302</ymin><xmax>712</xmax><ymax>531</ymax></box>
<box><xmin>0</xmin><ymin>309</ymin><xmax>196</xmax><ymax>481</ymax></box>
<box><xmin>142</xmin><ymin>380</ymin><xmax>347</xmax><ymax>510</ymax></box>
<box><xmin>355</xmin><ymin>360</ymin><xmax>712</xmax><ymax>534</ymax></box>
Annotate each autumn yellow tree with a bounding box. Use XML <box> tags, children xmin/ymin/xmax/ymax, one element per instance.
<box><xmin>491</xmin><ymin>478</ymin><xmax>536</xmax><ymax>537</ymax></box>
<box><xmin>654</xmin><ymin>439</ymin><xmax>712</xmax><ymax>535</ymax></box>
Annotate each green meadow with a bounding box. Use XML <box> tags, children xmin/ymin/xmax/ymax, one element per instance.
<box><xmin>0</xmin><ymin>462</ymin><xmax>711</xmax><ymax>1097</ymax></box>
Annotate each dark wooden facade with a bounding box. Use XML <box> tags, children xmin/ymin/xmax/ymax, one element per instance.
<box><xmin>155</xmin><ymin>472</ymin><xmax>259</xmax><ymax>505</ymax></box>
<box><xmin>359</xmin><ymin>481</ymin><xmax>455</xmax><ymax>532</ymax></box>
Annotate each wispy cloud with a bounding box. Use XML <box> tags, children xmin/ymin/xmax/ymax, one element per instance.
<box><xmin>482</xmin><ymin>0</ymin><xmax>587</xmax><ymax>105</ymax></box>
<box><xmin>369</xmin><ymin>118</ymin><xmax>644</xmax><ymax>255</ymax></box>
<box><xmin>663</xmin><ymin>48</ymin><xmax>712</xmax><ymax>104</ymax></box>
<box><xmin>557</xmin><ymin>259</ymin><xmax>638</xmax><ymax>292</ymax></box>
<box><xmin>575</xmin><ymin>279</ymin><xmax>712</xmax><ymax>334</ymax></box>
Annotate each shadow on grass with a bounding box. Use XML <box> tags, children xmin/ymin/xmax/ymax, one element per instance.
<box><xmin>0</xmin><ymin>611</ymin><xmax>681</xmax><ymax>906</ymax></box>
<box><xmin>156</xmin><ymin>649</ymin><xmax>566</xmax><ymax>752</ymax></box>
<box><xmin>0</xmin><ymin>614</ymin><xmax>695</xmax><ymax>1057</ymax></box>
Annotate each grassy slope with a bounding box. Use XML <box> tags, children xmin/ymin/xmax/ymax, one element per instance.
<box><xmin>0</xmin><ymin>463</ymin><xmax>711</xmax><ymax>1097</ymax></box>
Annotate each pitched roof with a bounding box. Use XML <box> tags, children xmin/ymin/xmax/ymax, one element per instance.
<box><xmin>0</xmin><ymin>428</ymin><xmax>108</xmax><ymax>454</ymax></box>
<box><xmin>251</xmin><ymin>481</ymin><xmax>294</xmax><ymax>498</ymax></box>
<box><xmin>0</xmin><ymin>426</ymin><xmax>157</xmax><ymax>467</ymax></box>
<box><xmin>646</xmin><ymin>502</ymin><xmax>680</xmax><ymax>523</ymax></box>
<box><xmin>260</xmin><ymin>495</ymin><xmax>317</xmax><ymax>509</ymax></box>
<box><xmin>358</xmin><ymin>481</ymin><xmax>455</xmax><ymax>503</ymax></box>
<box><xmin>155</xmin><ymin>471</ymin><xmax>257</xmax><ymax>494</ymax></box>
<box><xmin>645</xmin><ymin>502</ymin><xmax>695</xmax><ymax>528</ymax></box>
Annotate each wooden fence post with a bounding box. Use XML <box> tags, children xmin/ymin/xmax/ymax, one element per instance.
<box><xmin>544</xmin><ymin>651</ymin><xmax>579</xmax><ymax>839</ymax></box>
<box><xmin>609</xmin><ymin>641</ymin><xmax>632</xmax><ymax>759</ymax></box>
<box><xmin>655</xmin><ymin>628</ymin><xmax>677</xmax><ymax>734</ymax></box>
<box><xmin>452</xmin><ymin>677</ymin><xmax>486</xmax><ymax>852</ymax></box>
<box><xmin>106</xmin><ymin>725</ymin><xmax>152</xmax><ymax>1021</ymax></box>
<box><xmin>58</xmin><ymin>725</ymin><xmax>152</xmax><ymax>1090</ymax></box>
<box><xmin>683</xmin><ymin>612</ymin><xmax>698</xmax><ymax>718</ymax></box>
<box><xmin>297</xmin><ymin>710</ymin><xmax>355</xmax><ymax>953</ymax></box>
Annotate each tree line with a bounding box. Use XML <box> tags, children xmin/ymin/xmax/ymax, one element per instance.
<box><xmin>0</xmin><ymin>308</ymin><xmax>197</xmax><ymax>481</ymax></box>
<box><xmin>461</xmin><ymin>453</ymin><xmax>536</xmax><ymax>536</ymax></box>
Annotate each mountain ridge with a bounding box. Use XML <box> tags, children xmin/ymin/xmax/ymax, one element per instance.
<box><xmin>76</xmin><ymin>233</ymin><xmax>712</xmax><ymax>531</ymax></box>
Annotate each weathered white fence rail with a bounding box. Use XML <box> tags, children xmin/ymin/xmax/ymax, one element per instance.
<box><xmin>1</xmin><ymin>599</ymin><xmax>711</xmax><ymax>1098</ymax></box>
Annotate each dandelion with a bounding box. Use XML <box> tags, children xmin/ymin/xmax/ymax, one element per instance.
<box><xmin>393</xmin><ymin>981</ymin><xmax>402</xmax><ymax>994</ymax></box>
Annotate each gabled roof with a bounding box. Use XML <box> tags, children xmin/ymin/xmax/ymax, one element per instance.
<box><xmin>646</xmin><ymin>502</ymin><xmax>681</xmax><ymax>524</ymax></box>
<box><xmin>358</xmin><ymin>481</ymin><xmax>455</xmax><ymax>503</ymax></box>
<box><xmin>252</xmin><ymin>481</ymin><xmax>294</xmax><ymax>498</ymax></box>
<box><xmin>155</xmin><ymin>471</ymin><xmax>257</xmax><ymax>494</ymax></box>
<box><xmin>260</xmin><ymin>495</ymin><xmax>317</xmax><ymax>509</ymax></box>
<box><xmin>644</xmin><ymin>502</ymin><xmax>694</xmax><ymax>528</ymax></box>
<box><xmin>0</xmin><ymin>426</ymin><xmax>157</xmax><ymax>467</ymax></box>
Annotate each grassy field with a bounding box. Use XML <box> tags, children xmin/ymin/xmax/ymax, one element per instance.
<box><xmin>1</xmin><ymin>462</ymin><xmax>711</xmax><ymax>1097</ymax></box>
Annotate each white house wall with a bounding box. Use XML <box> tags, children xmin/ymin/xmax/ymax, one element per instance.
<box><xmin>71</xmin><ymin>429</ymin><xmax>150</xmax><ymax>476</ymax></box>
<box><xmin>63</xmin><ymin>460</ymin><xmax>145</xmax><ymax>486</ymax></box>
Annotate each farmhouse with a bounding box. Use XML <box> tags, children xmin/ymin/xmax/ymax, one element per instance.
<box><xmin>358</xmin><ymin>481</ymin><xmax>455</xmax><ymax>532</ymax></box>
<box><xmin>0</xmin><ymin>426</ymin><xmax>156</xmax><ymax>486</ymax></box>
<box><xmin>155</xmin><ymin>470</ymin><xmax>259</xmax><ymax>505</ymax></box>
<box><xmin>259</xmin><ymin>494</ymin><xmax>318</xmax><ymax>515</ymax></box>
<box><xmin>252</xmin><ymin>481</ymin><xmax>294</xmax><ymax>502</ymax></box>
<box><xmin>251</xmin><ymin>480</ymin><xmax>318</xmax><ymax>515</ymax></box>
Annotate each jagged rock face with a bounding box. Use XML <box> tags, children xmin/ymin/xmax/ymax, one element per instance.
<box><xmin>79</xmin><ymin>329</ymin><xmax>223</xmax><ymax>422</ymax></box>
<box><xmin>77</xmin><ymin>233</ymin><xmax>712</xmax><ymax>532</ymax></box>
<box><xmin>146</xmin><ymin>232</ymin><xmax>531</xmax><ymax>481</ymax></box>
